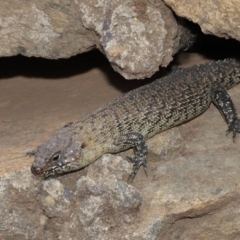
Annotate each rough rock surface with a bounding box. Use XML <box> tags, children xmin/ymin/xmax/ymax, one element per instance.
<box><xmin>2</xmin><ymin>83</ymin><xmax>240</xmax><ymax>239</ymax></box>
<box><xmin>93</xmin><ymin>0</ymin><xmax>178</xmax><ymax>79</ymax></box>
<box><xmin>164</xmin><ymin>0</ymin><xmax>240</xmax><ymax>41</ymax></box>
<box><xmin>0</xmin><ymin>0</ymin><xmax>192</xmax><ymax>79</ymax></box>
<box><xmin>1</xmin><ymin>0</ymin><xmax>239</xmax><ymax>79</ymax></box>
<box><xmin>2</xmin><ymin>51</ymin><xmax>240</xmax><ymax>239</ymax></box>
<box><xmin>2</xmin><ymin>102</ymin><xmax>240</xmax><ymax>239</ymax></box>
<box><xmin>0</xmin><ymin>1</ymin><xmax>98</xmax><ymax>58</ymax></box>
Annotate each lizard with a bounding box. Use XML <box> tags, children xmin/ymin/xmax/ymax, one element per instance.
<box><xmin>31</xmin><ymin>59</ymin><xmax>240</xmax><ymax>181</ymax></box>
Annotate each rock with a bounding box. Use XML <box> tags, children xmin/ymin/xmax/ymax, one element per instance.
<box><xmin>1</xmin><ymin>0</ymin><xmax>239</xmax><ymax>80</ymax></box>
<box><xmin>0</xmin><ymin>170</ymin><xmax>46</xmax><ymax>240</ymax></box>
<box><xmin>0</xmin><ymin>0</ymin><xmax>195</xmax><ymax>79</ymax></box>
<box><xmin>96</xmin><ymin>0</ymin><xmax>178</xmax><ymax>79</ymax></box>
<box><xmin>2</xmin><ymin>91</ymin><xmax>240</xmax><ymax>238</ymax></box>
<box><xmin>164</xmin><ymin>0</ymin><xmax>240</xmax><ymax>41</ymax></box>
<box><xmin>147</xmin><ymin>128</ymin><xmax>184</xmax><ymax>160</ymax></box>
<box><xmin>38</xmin><ymin>155</ymin><xmax>142</xmax><ymax>239</ymax></box>
<box><xmin>0</xmin><ymin>1</ymin><xmax>98</xmax><ymax>58</ymax></box>
<box><xmin>38</xmin><ymin>178</ymin><xmax>73</xmax><ymax>218</ymax></box>
<box><xmin>2</xmin><ymin>55</ymin><xmax>240</xmax><ymax>239</ymax></box>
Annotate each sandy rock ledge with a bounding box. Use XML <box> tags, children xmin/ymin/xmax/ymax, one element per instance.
<box><xmin>2</xmin><ymin>103</ymin><xmax>240</xmax><ymax>240</ymax></box>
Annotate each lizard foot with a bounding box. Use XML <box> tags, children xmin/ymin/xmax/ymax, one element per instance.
<box><xmin>127</xmin><ymin>155</ymin><xmax>148</xmax><ymax>182</ymax></box>
<box><xmin>115</xmin><ymin>132</ymin><xmax>148</xmax><ymax>182</ymax></box>
<box><xmin>226</xmin><ymin>118</ymin><xmax>240</xmax><ymax>141</ymax></box>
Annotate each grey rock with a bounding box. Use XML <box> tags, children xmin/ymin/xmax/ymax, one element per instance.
<box><xmin>38</xmin><ymin>178</ymin><xmax>73</xmax><ymax>218</ymax></box>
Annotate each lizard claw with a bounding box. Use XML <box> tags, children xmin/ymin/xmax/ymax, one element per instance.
<box><xmin>127</xmin><ymin>155</ymin><xmax>148</xmax><ymax>183</ymax></box>
<box><xmin>127</xmin><ymin>167</ymin><xmax>138</xmax><ymax>183</ymax></box>
<box><xmin>144</xmin><ymin>164</ymin><xmax>148</xmax><ymax>177</ymax></box>
<box><xmin>126</xmin><ymin>156</ymin><xmax>134</xmax><ymax>163</ymax></box>
<box><xmin>226</xmin><ymin>118</ymin><xmax>240</xmax><ymax>142</ymax></box>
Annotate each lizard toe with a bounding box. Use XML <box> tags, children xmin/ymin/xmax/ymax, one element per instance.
<box><xmin>227</xmin><ymin>118</ymin><xmax>240</xmax><ymax>141</ymax></box>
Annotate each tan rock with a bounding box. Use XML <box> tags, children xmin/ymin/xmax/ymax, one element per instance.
<box><xmin>0</xmin><ymin>1</ymin><xmax>98</xmax><ymax>58</ymax></box>
<box><xmin>164</xmin><ymin>0</ymin><xmax>240</xmax><ymax>41</ymax></box>
<box><xmin>2</xmin><ymin>53</ymin><xmax>240</xmax><ymax>239</ymax></box>
<box><xmin>147</xmin><ymin>128</ymin><xmax>184</xmax><ymax>160</ymax></box>
<box><xmin>0</xmin><ymin>0</ymin><xmax>194</xmax><ymax>79</ymax></box>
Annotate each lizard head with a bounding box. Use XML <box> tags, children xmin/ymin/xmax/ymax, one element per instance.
<box><xmin>31</xmin><ymin>126</ymin><xmax>85</xmax><ymax>178</ymax></box>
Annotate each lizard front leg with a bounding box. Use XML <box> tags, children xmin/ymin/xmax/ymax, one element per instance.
<box><xmin>211</xmin><ymin>83</ymin><xmax>240</xmax><ymax>139</ymax></box>
<box><xmin>115</xmin><ymin>132</ymin><xmax>148</xmax><ymax>182</ymax></box>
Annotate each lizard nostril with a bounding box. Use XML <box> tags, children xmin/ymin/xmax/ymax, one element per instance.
<box><xmin>31</xmin><ymin>165</ymin><xmax>41</xmax><ymax>175</ymax></box>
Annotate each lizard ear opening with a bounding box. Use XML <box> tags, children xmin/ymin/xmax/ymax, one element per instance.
<box><xmin>81</xmin><ymin>142</ymin><xmax>86</xmax><ymax>149</ymax></box>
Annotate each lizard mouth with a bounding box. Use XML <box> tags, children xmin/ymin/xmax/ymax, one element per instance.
<box><xmin>31</xmin><ymin>163</ymin><xmax>72</xmax><ymax>177</ymax></box>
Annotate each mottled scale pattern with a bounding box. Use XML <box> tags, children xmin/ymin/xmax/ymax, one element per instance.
<box><xmin>32</xmin><ymin>59</ymin><xmax>240</xmax><ymax>175</ymax></box>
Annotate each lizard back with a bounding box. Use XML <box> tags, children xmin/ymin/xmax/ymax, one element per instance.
<box><xmin>75</xmin><ymin>59</ymin><xmax>240</xmax><ymax>149</ymax></box>
<box><xmin>32</xmin><ymin>59</ymin><xmax>240</xmax><ymax>177</ymax></box>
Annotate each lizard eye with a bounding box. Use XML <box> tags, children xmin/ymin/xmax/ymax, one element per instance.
<box><xmin>51</xmin><ymin>152</ymin><xmax>61</xmax><ymax>162</ymax></box>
